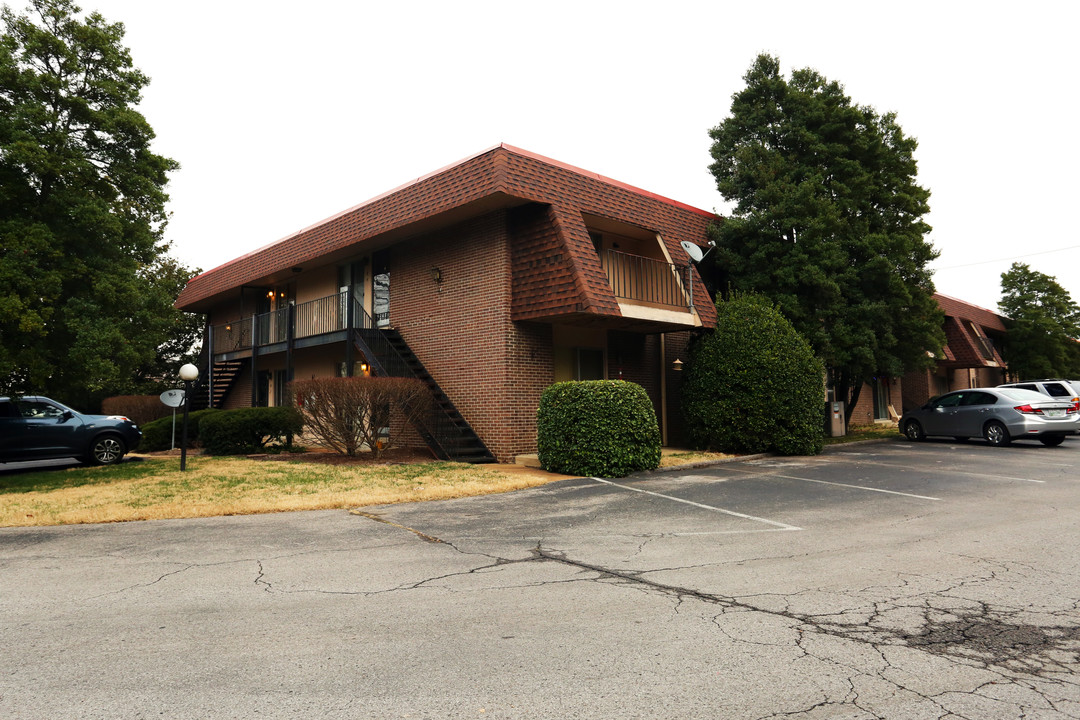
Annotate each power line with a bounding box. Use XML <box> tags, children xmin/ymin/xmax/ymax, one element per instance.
<box><xmin>935</xmin><ymin>245</ymin><xmax>1080</xmax><ymax>271</ymax></box>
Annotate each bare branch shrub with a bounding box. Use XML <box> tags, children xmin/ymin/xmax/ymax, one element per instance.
<box><xmin>102</xmin><ymin>395</ymin><xmax>172</xmax><ymax>426</ymax></box>
<box><xmin>290</xmin><ymin>377</ymin><xmax>431</xmax><ymax>458</ymax></box>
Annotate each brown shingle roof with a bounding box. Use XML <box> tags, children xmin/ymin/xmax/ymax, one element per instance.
<box><xmin>934</xmin><ymin>293</ymin><xmax>1006</xmax><ymax>332</ymax></box>
<box><xmin>176</xmin><ymin>144</ymin><xmax>718</xmax><ymax>329</ymax></box>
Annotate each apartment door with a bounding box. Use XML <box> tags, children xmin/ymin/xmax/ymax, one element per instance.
<box><xmin>338</xmin><ymin>260</ymin><xmax>366</xmax><ymax>330</ymax></box>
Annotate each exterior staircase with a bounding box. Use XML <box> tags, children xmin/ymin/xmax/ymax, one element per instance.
<box><xmin>352</xmin><ymin>327</ymin><xmax>495</xmax><ymax>464</ymax></box>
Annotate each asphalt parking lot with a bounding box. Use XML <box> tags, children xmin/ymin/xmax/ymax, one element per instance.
<box><xmin>2</xmin><ymin>438</ymin><xmax>1079</xmax><ymax>719</ymax></box>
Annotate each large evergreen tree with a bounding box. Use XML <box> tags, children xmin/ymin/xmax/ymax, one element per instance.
<box><xmin>708</xmin><ymin>54</ymin><xmax>943</xmax><ymax>420</ymax></box>
<box><xmin>998</xmin><ymin>263</ymin><xmax>1080</xmax><ymax>379</ymax></box>
<box><xmin>0</xmin><ymin>0</ymin><xmax>185</xmax><ymax>407</ymax></box>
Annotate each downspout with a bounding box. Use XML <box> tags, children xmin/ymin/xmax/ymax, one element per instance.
<box><xmin>660</xmin><ymin>333</ymin><xmax>668</xmax><ymax>447</ymax></box>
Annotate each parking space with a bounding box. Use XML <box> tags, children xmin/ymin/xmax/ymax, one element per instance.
<box><xmin>3</xmin><ymin>438</ymin><xmax>1079</xmax><ymax>719</ymax></box>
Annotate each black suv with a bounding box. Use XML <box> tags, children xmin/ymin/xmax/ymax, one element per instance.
<box><xmin>0</xmin><ymin>396</ymin><xmax>142</xmax><ymax>466</ymax></box>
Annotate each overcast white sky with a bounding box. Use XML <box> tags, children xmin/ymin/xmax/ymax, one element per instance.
<box><xmin>56</xmin><ymin>0</ymin><xmax>1080</xmax><ymax>313</ymax></box>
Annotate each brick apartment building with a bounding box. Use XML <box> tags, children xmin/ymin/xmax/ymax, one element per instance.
<box><xmin>901</xmin><ymin>293</ymin><xmax>1008</xmax><ymax>409</ymax></box>
<box><xmin>844</xmin><ymin>293</ymin><xmax>1009</xmax><ymax>426</ymax></box>
<box><xmin>175</xmin><ymin>145</ymin><xmax>718</xmax><ymax>463</ymax></box>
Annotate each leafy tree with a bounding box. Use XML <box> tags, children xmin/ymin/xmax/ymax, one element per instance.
<box><xmin>998</xmin><ymin>263</ymin><xmax>1080</xmax><ymax>379</ymax></box>
<box><xmin>0</xmin><ymin>0</ymin><xmax>182</xmax><ymax>408</ymax></box>
<box><xmin>707</xmin><ymin>54</ymin><xmax>944</xmax><ymax>421</ymax></box>
<box><xmin>681</xmin><ymin>293</ymin><xmax>824</xmax><ymax>456</ymax></box>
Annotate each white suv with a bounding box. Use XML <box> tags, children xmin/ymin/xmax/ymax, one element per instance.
<box><xmin>998</xmin><ymin>379</ymin><xmax>1080</xmax><ymax>410</ymax></box>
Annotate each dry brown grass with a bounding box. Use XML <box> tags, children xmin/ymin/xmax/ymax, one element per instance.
<box><xmin>659</xmin><ymin>449</ymin><xmax>735</xmax><ymax>467</ymax></box>
<box><xmin>0</xmin><ymin>456</ymin><xmax>574</xmax><ymax>527</ymax></box>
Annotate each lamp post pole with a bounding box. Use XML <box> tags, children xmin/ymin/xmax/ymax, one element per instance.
<box><xmin>179</xmin><ymin>363</ymin><xmax>200</xmax><ymax>472</ymax></box>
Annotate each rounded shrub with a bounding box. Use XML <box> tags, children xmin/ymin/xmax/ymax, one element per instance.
<box><xmin>199</xmin><ymin>407</ymin><xmax>304</xmax><ymax>455</ymax></box>
<box><xmin>139</xmin><ymin>408</ymin><xmax>218</xmax><ymax>451</ymax></box>
<box><xmin>681</xmin><ymin>293</ymin><xmax>825</xmax><ymax>456</ymax></box>
<box><xmin>536</xmin><ymin>380</ymin><xmax>661</xmax><ymax>478</ymax></box>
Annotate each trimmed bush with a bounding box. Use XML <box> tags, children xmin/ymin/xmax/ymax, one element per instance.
<box><xmin>139</xmin><ymin>408</ymin><xmax>219</xmax><ymax>451</ymax></box>
<box><xmin>199</xmin><ymin>407</ymin><xmax>304</xmax><ymax>456</ymax></box>
<box><xmin>537</xmin><ymin>380</ymin><xmax>661</xmax><ymax>478</ymax></box>
<box><xmin>102</xmin><ymin>395</ymin><xmax>172</xmax><ymax>427</ymax></box>
<box><xmin>681</xmin><ymin>293</ymin><xmax>824</xmax><ymax>456</ymax></box>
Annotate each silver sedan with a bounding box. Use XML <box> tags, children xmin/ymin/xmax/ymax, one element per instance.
<box><xmin>899</xmin><ymin>387</ymin><xmax>1079</xmax><ymax>447</ymax></box>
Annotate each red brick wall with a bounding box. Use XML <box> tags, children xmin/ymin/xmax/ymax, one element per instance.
<box><xmin>902</xmin><ymin>369</ymin><xmax>934</xmax><ymax>410</ymax></box>
<box><xmin>390</xmin><ymin>210</ymin><xmax>555</xmax><ymax>462</ymax></box>
<box><xmin>848</xmin><ymin>377</ymin><xmax>903</xmax><ymax>427</ymax></box>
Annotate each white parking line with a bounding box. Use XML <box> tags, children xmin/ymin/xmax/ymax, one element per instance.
<box><xmin>821</xmin><ymin>456</ymin><xmax>1046</xmax><ymax>484</ymax></box>
<box><xmin>590</xmin><ymin>477</ymin><xmax>801</xmax><ymax>531</ymax></box>
<box><xmin>772</xmin><ymin>474</ymin><xmax>941</xmax><ymax>500</ymax></box>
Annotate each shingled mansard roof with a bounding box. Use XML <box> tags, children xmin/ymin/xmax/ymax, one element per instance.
<box><xmin>934</xmin><ymin>293</ymin><xmax>1007</xmax><ymax>367</ymax></box>
<box><xmin>175</xmin><ymin>144</ymin><xmax>719</xmax><ymax>328</ymax></box>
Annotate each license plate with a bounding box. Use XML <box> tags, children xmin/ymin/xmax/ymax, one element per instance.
<box><xmin>1046</xmin><ymin>409</ymin><xmax>1065</xmax><ymax>418</ymax></box>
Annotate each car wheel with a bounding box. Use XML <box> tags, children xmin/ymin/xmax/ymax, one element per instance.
<box><xmin>903</xmin><ymin>420</ymin><xmax>925</xmax><ymax>441</ymax></box>
<box><xmin>1040</xmin><ymin>435</ymin><xmax>1066</xmax><ymax>447</ymax></box>
<box><xmin>983</xmin><ymin>421</ymin><xmax>1011</xmax><ymax>447</ymax></box>
<box><xmin>89</xmin><ymin>434</ymin><xmax>126</xmax><ymax>465</ymax></box>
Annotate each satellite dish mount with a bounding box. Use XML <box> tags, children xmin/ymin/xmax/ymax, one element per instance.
<box><xmin>680</xmin><ymin>240</ymin><xmax>714</xmax><ymax>263</ymax></box>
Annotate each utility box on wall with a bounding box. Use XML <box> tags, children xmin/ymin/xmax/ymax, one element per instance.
<box><xmin>824</xmin><ymin>401</ymin><xmax>846</xmax><ymax>437</ymax></box>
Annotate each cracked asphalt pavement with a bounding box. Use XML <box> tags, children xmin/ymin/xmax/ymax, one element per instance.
<box><xmin>2</xmin><ymin>439</ymin><xmax>1079</xmax><ymax>718</ymax></box>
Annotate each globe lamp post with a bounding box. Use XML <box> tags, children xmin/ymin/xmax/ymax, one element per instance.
<box><xmin>179</xmin><ymin>363</ymin><xmax>199</xmax><ymax>471</ymax></box>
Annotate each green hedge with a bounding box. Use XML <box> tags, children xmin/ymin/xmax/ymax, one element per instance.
<box><xmin>139</xmin><ymin>408</ymin><xmax>219</xmax><ymax>451</ymax></box>
<box><xmin>536</xmin><ymin>380</ymin><xmax>661</xmax><ymax>478</ymax></box>
<box><xmin>681</xmin><ymin>293</ymin><xmax>824</xmax><ymax>456</ymax></box>
<box><xmin>199</xmin><ymin>406</ymin><xmax>304</xmax><ymax>455</ymax></box>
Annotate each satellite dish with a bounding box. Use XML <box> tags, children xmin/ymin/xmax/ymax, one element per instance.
<box><xmin>160</xmin><ymin>389</ymin><xmax>186</xmax><ymax>408</ymax></box>
<box><xmin>680</xmin><ymin>240</ymin><xmax>711</xmax><ymax>263</ymax></box>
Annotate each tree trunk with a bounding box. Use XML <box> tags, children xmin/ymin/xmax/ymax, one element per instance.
<box><xmin>844</xmin><ymin>382</ymin><xmax>863</xmax><ymax>425</ymax></box>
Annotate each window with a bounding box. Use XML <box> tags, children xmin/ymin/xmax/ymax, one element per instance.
<box><xmin>19</xmin><ymin>400</ymin><xmax>65</xmax><ymax>418</ymax></box>
<box><xmin>1044</xmin><ymin>383</ymin><xmax>1072</xmax><ymax>398</ymax></box>
<box><xmin>932</xmin><ymin>393</ymin><xmax>963</xmax><ymax>409</ymax></box>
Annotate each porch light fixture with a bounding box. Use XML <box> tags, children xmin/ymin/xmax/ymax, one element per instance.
<box><xmin>430</xmin><ymin>267</ymin><xmax>442</xmax><ymax>284</ymax></box>
<box><xmin>178</xmin><ymin>363</ymin><xmax>200</xmax><ymax>472</ymax></box>
<box><xmin>360</xmin><ymin>362</ymin><xmax>369</xmax><ymax>374</ymax></box>
<box><xmin>266</xmin><ymin>290</ymin><xmax>274</xmax><ymax>299</ymax></box>
<box><xmin>671</xmin><ymin>358</ymin><xmax>684</xmax><ymax>372</ymax></box>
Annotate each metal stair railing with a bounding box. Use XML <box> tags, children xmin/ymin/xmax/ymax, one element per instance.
<box><xmin>348</xmin><ymin>296</ymin><xmax>495</xmax><ymax>463</ymax></box>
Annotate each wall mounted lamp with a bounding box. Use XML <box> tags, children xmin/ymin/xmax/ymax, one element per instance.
<box><xmin>430</xmin><ymin>267</ymin><xmax>442</xmax><ymax>284</ymax></box>
<box><xmin>672</xmin><ymin>358</ymin><xmax>684</xmax><ymax>372</ymax></box>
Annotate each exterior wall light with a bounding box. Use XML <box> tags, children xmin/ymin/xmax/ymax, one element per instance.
<box><xmin>430</xmin><ymin>267</ymin><xmax>442</xmax><ymax>284</ymax></box>
<box><xmin>672</xmin><ymin>358</ymin><xmax>684</xmax><ymax>372</ymax></box>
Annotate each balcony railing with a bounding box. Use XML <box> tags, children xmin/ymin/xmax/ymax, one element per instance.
<box><xmin>601</xmin><ymin>249</ymin><xmax>693</xmax><ymax>310</ymax></box>
<box><xmin>212</xmin><ymin>291</ymin><xmax>354</xmax><ymax>355</ymax></box>
<box><xmin>211</xmin><ymin>251</ymin><xmax>698</xmax><ymax>357</ymax></box>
